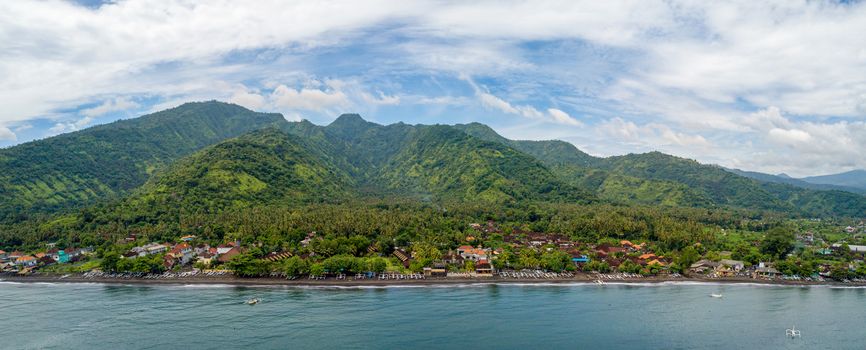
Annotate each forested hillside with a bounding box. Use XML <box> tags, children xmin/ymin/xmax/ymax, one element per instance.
<box><xmin>2</xmin><ymin>100</ymin><xmax>865</xmax><ymax>249</ymax></box>
<box><xmin>0</xmin><ymin>101</ymin><xmax>285</xmax><ymax>219</ymax></box>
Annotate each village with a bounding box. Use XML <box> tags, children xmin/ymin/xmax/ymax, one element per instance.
<box><xmin>3</xmin><ymin>220</ymin><xmax>866</xmax><ymax>285</ymax></box>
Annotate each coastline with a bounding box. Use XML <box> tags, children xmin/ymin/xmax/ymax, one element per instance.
<box><xmin>3</xmin><ymin>272</ymin><xmax>863</xmax><ymax>288</ymax></box>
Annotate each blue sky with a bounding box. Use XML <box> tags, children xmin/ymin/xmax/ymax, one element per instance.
<box><xmin>1</xmin><ymin>1</ymin><xmax>866</xmax><ymax>177</ymax></box>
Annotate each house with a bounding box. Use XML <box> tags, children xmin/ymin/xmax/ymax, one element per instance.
<box><xmin>689</xmin><ymin>260</ymin><xmax>720</xmax><ymax>274</ymax></box>
<box><xmin>646</xmin><ymin>259</ymin><xmax>666</xmax><ymax>267</ymax></box>
<box><xmin>168</xmin><ymin>243</ymin><xmax>194</xmax><ymax>265</ymax></box>
<box><xmin>197</xmin><ymin>252</ymin><xmax>215</xmax><ymax>267</ymax></box>
<box><xmin>216</xmin><ymin>244</ymin><xmax>236</xmax><ymax>255</ymax></box>
<box><xmin>718</xmin><ymin>259</ymin><xmax>745</xmax><ymax>271</ymax></box>
<box><xmin>638</xmin><ymin>253</ymin><xmax>658</xmax><ymax>261</ymax></box>
<box><xmin>832</xmin><ymin>243</ymin><xmax>866</xmax><ymax>253</ymax></box>
<box><xmin>133</xmin><ymin>243</ymin><xmax>169</xmax><ymax>257</ymax></box>
<box><xmin>753</xmin><ymin>262</ymin><xmax>781</xmax><ymax>279</ymax></box>
<box><xmin>0</xmin><ymin>250</ymin><xmax>7</xmax><ymax>262</ymax></box>
<box><xmin>595</xmin><ymin>244</ymin><xmax>626</xmax><ymax>255</ymax></box>
<box><xmin>620</xmin><ymin>240</ymin><xmax>645</xmax><ymax>251</ymax></box>
<box><xmin>457</xmin><ymin>245</ymin><xmax>489</xmax><ymax>261</ymax></box>
<box><xmin>37</xmin><ymin>255</ymin><xmax>56</xmax><ymax>266</ymax></box>
<box><xmin>424</xmin><ymin>263</ymin><xmax>447</xmax><ymax>277</ymax></box>
<box><xmin>572</xmin><ymin>255</ymin><xmax>590</xmax><ymax>263</ymax></box>
<box><xmin>8</xmin><ymin>251</ymin><xmax>24</xmax><ymax>260</ymax></box>
<box><xmin>393</xmin><ymin>249</ymin><xmax>412</xmax><ymax>268</ymax></box>
<box><xmin>180</xmin><ymin>235</ymin><xmax>197</xmax><ymax>242</ymax></box>
<box><xmin>475</xmin><ymin>260</ymin><xmax>494</xmax><ymax>276</ymax></box>
<box><xmin>15</xmin><ymin>255</ymin><xmax>37</xmax><ymax>267</ymax></box>
<box><xmin>217</xmin><ymin>246</ymin><xmax>242</xmax><ymax>263</ymax></box>
<box><xmin>441</xmin><ymin>251</ymin><xmax>465</xmax><ymax>265</ymax></box>
<box><xmin>263</xmin><ymin>251</ymin><xmax>293</xmax><ymax>262</ymax></box>
<box><xmin>300</xmin><ymin>232</ymin><xmax>317</xmax><ymax>247</ymax></box>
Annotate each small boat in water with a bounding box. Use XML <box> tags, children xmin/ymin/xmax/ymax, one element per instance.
<box><xmin>710</xmin><ymin>293</ymin><xmax>723</xmax><ymax>298</ymax></box>
<box><xmin>246</xmin><ymin>298</ymin><xmax>260</xmax><ymax>305</ymax></box>
<box><xmin>786</xmin><ymin>325</ymin><xmax>801</xmax><ymax>338</ymax></box>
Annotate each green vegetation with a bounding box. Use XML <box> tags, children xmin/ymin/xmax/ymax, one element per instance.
<box><xmin>2</xmin><ymin>101</ymin><xmax>866</xmax><ymax>282</ymax></box>
<box><xmin>0</xmin><ymin>101</ymin><xmax>285</xmax><ymax>220</ymax></box>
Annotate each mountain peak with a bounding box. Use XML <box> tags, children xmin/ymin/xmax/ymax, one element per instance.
<box><xmin>331</xmin><ymin>113</ymin><xmax>368</xmax><ymax>125</ymax></box>
<box><xmin>326</xmin><ymin>114</ymin><xmax>380</xmax><ymax>137</ymax></box>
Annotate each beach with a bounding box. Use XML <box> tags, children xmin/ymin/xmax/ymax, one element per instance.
<box><xmin>4</xmin><ymin>271</ymin><xmax>862</xmax><ymax>288</ymax></box>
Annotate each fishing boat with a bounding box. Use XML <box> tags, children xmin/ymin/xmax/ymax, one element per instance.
<box><xmin>710</xmin><ymin>293</ymin><xmax>723</xmax><ymax>298</ymax></box>
<box><xmin>246</xmin><ymin>298</ymin><xmax>260</xmax><ymax>305</ymax></box>
<box><xmin>786</xmin><ymin>325</ymin><xmax>801</xmax><ymax>338</ymax></box>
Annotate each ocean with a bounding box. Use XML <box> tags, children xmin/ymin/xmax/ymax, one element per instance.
<box><xmin>1</xmin><ymin>281</ymin><xmax>863</xmax><ymax>349</ymax></box>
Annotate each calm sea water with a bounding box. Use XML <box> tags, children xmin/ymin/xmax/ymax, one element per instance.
<box><xmin>1</xmin><ymin>281</ymin><xmax>864</xmax><ymax>349</ymax></box>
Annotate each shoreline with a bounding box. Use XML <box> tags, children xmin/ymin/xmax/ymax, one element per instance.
<box><xmin>3</xmin><ymin>273</ymin><xmax>863</xmax><ymax>288</ymax></box>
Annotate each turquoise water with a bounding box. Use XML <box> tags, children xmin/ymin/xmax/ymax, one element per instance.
<box><xmin>1</xmin><ymin>281</ymin><xmax>864</xmax><ymax>349</ymax></box>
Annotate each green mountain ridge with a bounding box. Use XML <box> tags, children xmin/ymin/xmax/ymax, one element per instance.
<box><xmin>0</xmin><ymin>101</ymin><xmax>285</xmax><ymax>219</ymax></box>
<box><xmin>802</xmin><ymin>169</ymin><xmax>866</xmax><ymax>190</ymax></box>
<box><xmin>2</xmin><ymin>101</ymin><xmax>865</xmax><ymax>223</ymax></box>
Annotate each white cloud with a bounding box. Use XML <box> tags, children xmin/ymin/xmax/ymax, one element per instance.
<box><xmin>269</xmin><ymin>85</ymin><xmax>349</xmax><ymax>112</ymax></box>
<box><xmin>768</xmin><ymin>128</ymin><xmax>812</xmax><ymax>145</ymax></box>
<box><xmin>2</xmin><ymin>1</ymin><xmax>866</xmax><ymax>174</ymax></box>
<box><xmin>362</xmin><ymin>91</ymin><xmax>400</xmax><ymax>106</ymax></box>
<box><xmin>81</xmin><ymin>97</ymin><xmax>139</xmax><ymax>117</ymax></box>
<box><xmin>229</xmin><ymin>88</ymin><xmax>266</xmax><ymax>110</ymax></box>
<box><xmin>478</xmin><ymin>91</ymin><xmax>584</xmax><ymax>126</ymax></box>
<box><xmin>547</xmin><ymin>108</ymin><xmax>582</xmax><ymax>126</ymax></box>
<box><xmin>598</xmin><ymin>117</ymin><xmax>710</xmax><ymax>148</ymax></box>
<box><xmin>0</xmin><ymin>126</ymin><xmax>16</xmax><ymax>141</ymax></box>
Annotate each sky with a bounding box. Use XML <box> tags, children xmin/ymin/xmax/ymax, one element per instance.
<box><xmin>1</xmin><ymin>1</ymin><xmax>865</xmax><ymax>177</ymax></box>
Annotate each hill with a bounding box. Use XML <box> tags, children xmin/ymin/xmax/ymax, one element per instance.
<box><xmin>726</xmin><ymin>168</ymin><xmax>866</xmax><ymax>195</ymax></box>
<box><xmin>0</xmin><ymin>101</ymin><xmax>285</xmax><ymax>219</ymax></box>
<box><xmin>1</xmin><ymin>101</ymin><xmax>864</xmax><ymax>221</ymax></box>
<box><xmin>130</xmin><ymin>128</ymin><xmax>355</xmax><ymax>213</ymax></box>
<box><xmin>802</xmin><ymin>170</ymin><xmax>866</xmax><ymax>191</ymax></box>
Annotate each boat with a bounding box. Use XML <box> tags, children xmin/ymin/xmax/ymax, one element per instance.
<box><xmin>786</xmin><ymin>325</ymin><xmax>801</xmax><ymax>338</ymax></box>
<box><xmin>710</xmin><ymin>293</ymin><xmax>723</xmax><ymax>298</ymax></box>
<box><xmin>246</xmin><ymin>298</ymin><xmax>260</xmax><ymax>305</ymax></box>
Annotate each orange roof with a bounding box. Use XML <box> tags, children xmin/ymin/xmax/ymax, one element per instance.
<box><xmin>35</xmin><ymin>252</ymin><xmax>46</xmax><ymax>258</ymax></box>
<box><xmin>639</xmin><ymin>253</ymin><xmax>656</xmax><ymax>260</ymax></box>
<box><xmin>647</xmin><ymin>259</ymin><xmax>665</xmax><ymax>266</ymax></box>
<box><xmin>0</xmin><ymin>250</ymin><xmax>6</xmax><ymax>254</ymax></box>
<box><xmin>620</xmin><ymin>240</ymin><xmax>634</xmax><ymax>246</ymax></box>
<box><xmin>457</xmin><ymin>245</ymin><xmax>474</xmax><ymax>251</ymax></box>
<box><xmin>16</xmin><ymin>256</ymin><xmax>35</xmax><ymax>262</ymax></box>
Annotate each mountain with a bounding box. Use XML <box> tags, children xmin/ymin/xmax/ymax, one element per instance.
<box><xmin>2</xmin><ymin>100</ymin><xmax>865</xmax><ymax>221</ymax></box>
<box><xmin>128</xmin><ymin>112</ymin><xmax>594</xmax><ymax>212</ymax></box>
<box><xmin>376</xmin><ymin>125</ymin><xmax>590</xmax><ymax>203</ymax></box>
<box><xmin>0</xmin><ymin>101</ymin><xmax>285</xmax><ymax>219</ymax></box>
<box><xmin>802</xmin><ymin>170</ymin><xmax>866</xmax><ymax>191</ymax></box>
<box><xmin>590</xmin><ymin>152</ymin><xmax>866</xmax><ymax>216</ymax></box>
<box><xmin>131</xmin><ymin>128</ymin><xmax>355</xmax><ymax>212</ymax></box>
<box><xmin>454</xmin><ymin>122</ymin><xmax>598</xmax><ymax>167</ymax></box>
<box><xmin>727</xmin><ymin>168</ymin><xmax>866</xmax><ymax>194</ymax></box>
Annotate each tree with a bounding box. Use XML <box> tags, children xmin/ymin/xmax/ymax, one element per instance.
<box><xmin>226</xmin><ymin>253</ymin><xmax>272</xmax><ymax>277</ymax></box>
<box><xmin>540</xmin><ymin>250</ymin><xmax>570</xmax><ymax>272</ymax></box>
<box><xmin>760</xmin><ymin>227</ymin><xmax>795</xmax><ymax>259</ymax></box>
<box><xmin>282</xmin><ymin>256</ymin><xmax>309</xmax><ymax>277</ymax></box>
<box><xmin>100</xmin><ymin>252</ymin><xmax>120</xmax><ymax>272</ymax></box>
<box><xmin>677</xmin><ymin>246</ymin><xmax>700</xmax><ymax>270</ymax></box>
<box><xmin>310</xmin><ymin>263</ymin><xmax>325</xmax><ymax>276</ymax></box>
<box><xmin>830</xmin><ymin>262</ymin><xmax>851</xmax><ymax>281</ymax></box>
<box><xmin>411</xmin><ymin>242</ymin><xmax>441</xmax><ymax>261</ymax></box>
<box><xmin>368</xmin><ymin>258</ymin><xmax>387</xmax><ymax>273</ymax></box>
